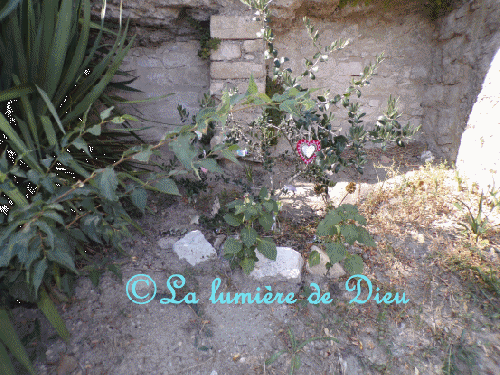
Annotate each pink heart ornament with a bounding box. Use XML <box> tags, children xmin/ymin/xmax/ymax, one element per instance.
<box><xmin>297</xmin><ymin>139</ymin><xmax>321</xmax><ymax>164</ymax></box>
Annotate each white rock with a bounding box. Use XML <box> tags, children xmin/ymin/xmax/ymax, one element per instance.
<box><xmin>306</xmin><ymin>245</ymin><xmax>346</xmax><ymax>279</ymax></box>
<box><xmin>420</xmin><ymin>150</ymin><xmax>435</xmax><ymax>163</ymax></box>
<box><xmin>173</xmin><ymin>230</ymin><xmax>216</xmax><ymax>266</ymax></box>
<box><xmin>250</xmin><ymin>247</ymin><xmax>303</xmax><ymax>283</ymax></box>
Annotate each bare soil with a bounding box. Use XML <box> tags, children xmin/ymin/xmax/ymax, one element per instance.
<box><xmin>10</xmin><ymin>141</ymin><xmax>500</xmax><ymax>375</ymax></box>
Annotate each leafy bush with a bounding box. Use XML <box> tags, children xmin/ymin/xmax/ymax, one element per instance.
<box><xmin>309</xmin><ymin>204</ymin><xmax>376</xmax><ymax>275</ymax></box>
<box><xmin>222</xmin><ymin>187</ymin><xmax>280</xmax><ymax>274</ymax></box>
<box><xmin>231</xmin><ymin>1</ymin><xmax>420</xmax><ymax>193</ymax></box>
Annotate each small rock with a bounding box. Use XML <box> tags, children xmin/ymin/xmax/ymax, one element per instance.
<box><xmin>250</xmin><ymin>247</ymin><xmax>303</xmax><ymax>283</ymax></box>
<box><xmin>420</xmin><ymin>150</ymin><xmax>435</xmax><ymax>163</ymax></box>
<box><xmin>306</xmin><ymin>245</ymin><xmax>346</xmax><ymax>279</ymax></box>
<box><xmin>214</xmin><ymin>234</ymin><xmax>226</xmax><ymax>250</ymax></box>
<box><xmin>173</xmin><ymin>230</ymin><xmax>217</xmax><ymax>266</ymax></box>
<box><xmin>190</xmin><ymin>215</ymin><xmax>200</xmax><ymax>225</ymax></box>
<box><xmin>56</xmin><ymin>355</ymin><xmax>78</xmax><ymax>375</ymax></box>
<box><xmin>210</xmin><ymin>371</ymin><xmax>218</xmax><ymax>375</ymax></box>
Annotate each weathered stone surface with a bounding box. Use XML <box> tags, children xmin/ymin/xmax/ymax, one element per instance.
<box><xmin>210</xmin><ymin>78</ymin><xmax>265</xmax><ymax>95</ymax></box>
<box><xmin>173</xmin><ymin>230</ymin><xmax>217</xmax><ymax>266</ymax></box>
<box><xmin>242</xmin><ymin>39</ymin><xmax>264</xmax><ymax>53</ymax></box>
<box><xmin>456</xmin><ymin>48</ymin><xmax>500</xmax><ymax>192</ymax></box>
<box><xmin>210</xmin><ymin>41</ymin><xmax>242</xmax><ymax>60</ymax></box>
<box><xmin>211</xmin><ymin>16</ymin><xmax>262</xmax><ymax>39</ymax></box>
<box><xmin>250</xmin><ymin>247</ymin><xmax>303</xmax><ymax>283</ymax></box>
<box><xmin>211</xmin><ymin>62</ymin><xmax>265</xmax><ymax>79</ymax></box>
<box><xmin>115</xmin><ymin>41</ymin><xmax>209</xmax><ymax>141</ymax></box>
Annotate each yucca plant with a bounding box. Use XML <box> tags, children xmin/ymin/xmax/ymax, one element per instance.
<box><xmin>0</xmin><ymin>0</ymin><xmax>177</xmax><ymax>373</ymax></box>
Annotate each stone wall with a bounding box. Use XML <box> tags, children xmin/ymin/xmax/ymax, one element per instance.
<box><xmin>91</xmin><ymin>0</ymin><xmax>500</xmax><ymax>189</ymax></box>
<box><xmin>429</xmin><ymin>0</ymin><xmax>500</xmax><ymax>164</ymax></box>
<box><xmin>271</xmin><ymin>6</ymin><xmax>433</xmax><ymax>145</ymax></box>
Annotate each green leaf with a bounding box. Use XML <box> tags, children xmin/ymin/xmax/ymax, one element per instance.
<box><xmin>258</xmin><ymin>186</ymin><xmax>268</xmax><ymax>200</ymax></box>
<box><xmin>132</xmin><ymin>148</ymin><xmax>153</xmax><ymax>162</ymax></box>
<box><xmin>154</xmin><ymin>178</ymin><xmax>180</xmax><ymax>196</ymax></box>
<box><xmin>37</xmin><ymin>288</ymin><xmax>70</xmax><ymax>342</ymax></box>
<box><xmin>100</xmin><ymin>106</ymin><xmax>114</xmax><ymax>121</ymax></box>
<box><xmin>47</xmin><ymin>244</ymin><xmax>76</xmax><ymax>273</ymax></box>
<box><xmin>0</xmin><ymin>0</ymin><xmax>23</xmax><ymax>23</ymax></box>
<box><xmin>308</xmin><ymin>250</ymin><xmax>321</xmax><ymax>267</ymax></box>
<box><xmin>223</xmin><ymin>237</ymin><xmax>243</xmax><ymax>256</ymax></box>
<box><xmin>324</xmin><ymin>242</ymin><xmax>347</xmax><ymax>264</ymax></box>
<box><xmin>356</xmin><ymin>226</ymin><xmax>376</xmax><ymax>247</ymax></box>
<box><xmin>87</xmin><ymin>123</ymin><xmax>102</xmax><ymax>136</ymax></box>
<box><xmin>0</xmin><ymin>309</ymin><xmax>36</xmax><ymax>375</ymax></box>
<box><xmin>40</xmin><ymin>115</ymin><xmax>58</xmax><ymax>147</ymax></box>
<box><xmin>240</xmin><ymin>257</ymin><xmax>255</xmax><ymax>275</ymax></box>
<box><xmin>170</xmin><ymin>132</ymin><xmax>197</xmax><ymax>169</ymax></box>
<box><xmin>0</xmin><ymin>341</ymin><xmax>16</xmax><ymax>375</ymax></box>
<box><xmin>340</xmin><ymin>224</ymin><xmax>359</xmax><ymax>245</ymax></box>
<box><xmin>291</xmin><ymin>355</ymin><xmax>301</xmax><ymax>372</ymax></box>
<box><xmin>107</xmin><ymin>263</ymin><xmax>122</xmax><ymax>282</ymax></box>
<box><xmin>343</xmin><ymin>254</ymin><xmax>364</xmax><ymax>275</ymax></box>
<box><xmin>196</xmin><ymin>158</ymin><xmax>224</xmax><ymax>174</ymax></box>
<box><xmin>32</xmin><ymin>259</ymin><xmax>48</xmax><ymax>296</ymax></box>
<box><xmin>316</xmin><ymin>219</ymin><xmax>335</xmax><ymax>237</ymax></box>
<box><xmin>258</xmin><ymin>213</ymin><xmax>274</xmax><ymax>231</ymax></box>
<box><xmin>97</xmin><ymin>167</ymin><xmax>118</xmax><ymax>201</ymax></box>
<box><xmin>35</xmin><ymin>85</ymin><xmax>65</xmax><ymax>133</ymax></box>
<box><xmin>226</xmin><ymin>199</ymin><xmax>244</xmax><ymax>209</ymax></box>
<box><xmin>241</xmin><ymin>227</ymin><xmax>258</xmax><ymax>247</ymax></box>
<box><xmin>246</xmin><ymin>74</ymin><xmax>259</xmax><ymax>95</ymax></box>
<box><xmin>72</xmin><ymin>137</ymin><xmax>91</xmax><ymax>157</ymax></box>
<box><xmin>131</xmin><ymin>187</ymin><xmax>148</xmax><ymax>213</ymax></box>
<box><xmin>256</xmin><ymin>238</ymin><xmax>277</xmax><ymax>260</ymax></box>
<box><xmin>223</xmin><ymin>213</ymin><xmax>243</xmax><ymax>227</ymax></box>
<box><xmin>219</xmin><ymin>147</ymin><xmax>240</xmax><ymax>165</ymax></box>
<box><xmin>262</xmin><ymin>200</ymin><xmax>275</xmax><ymax>212</ymax></box>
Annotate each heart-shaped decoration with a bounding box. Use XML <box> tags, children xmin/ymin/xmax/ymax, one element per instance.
<box><xmin>297</xmin><ymin>139</ymin><xmax>321</xmax><ymax>164</ymax></box>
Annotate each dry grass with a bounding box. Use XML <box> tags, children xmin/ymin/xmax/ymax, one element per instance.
<box><xmin>359</xmin><ymin>161</ymin><xmax>500</xmax><ymax>305</ymax></box>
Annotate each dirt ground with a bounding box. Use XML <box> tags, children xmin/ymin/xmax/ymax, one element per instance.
<box><xmin>10</xmin><ymin>141</ymin><xmax>500</xmax><ymax>375</ymax></box>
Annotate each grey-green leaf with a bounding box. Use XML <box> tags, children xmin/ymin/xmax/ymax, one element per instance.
<box><xmin>308</xmin><ymin>250</ymin><xmax>321</xmax><ymax>267</ymax></box>
<box><xmin>256</xmin><ymin>238</ymin><xmax>277</xmax><ymax>260</ymax></box>
<box><xmin>155</xmin><ymin>178</ymin><xmax>180</xmax><ymax>196</ymax></box>
<box><xmin>223</xmin><ymin>213</ymin><xmax>242</xmax><ymax>227</ymax></box>
<box><xmin>131</xmin><ymin>187</ymin><xmax>147</xmax><ymax>213</ymax></box>
<box><xmin>223</xmin><ymin>237</ymin><xmax>242</xmax><ymax>256</ymax></box>
<box><xmin>343</xmin><ymin>254</ymin><xmax>364</xmax><ymax>275</ymax></box>
<box><xmin>98</xmin><ymin>167</ymin><xmax>118</xmax><ymax>201</ymax></box>
<box><xmin>241</xmin><ymin>227</ymin><xmax>258</xmax><ymax>247</ymax></box>
<box><xmin>324</xmin><ymin>242</ymin><xmax>347</xmax><ymax>264</ymax></box>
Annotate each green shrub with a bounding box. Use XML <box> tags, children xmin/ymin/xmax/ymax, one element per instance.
<box><xmin>222</xmin><ymin>187</ymin><xmax>280</xmax><ymax>274</ymax></box>
<box><xmin>309</xmin><ymin>204</ymin><xmax>376</xmax><ymax>275</ymax></box>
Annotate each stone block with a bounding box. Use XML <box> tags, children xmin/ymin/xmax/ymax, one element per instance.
<box><xmin>336</xmin><ymin>62</ymin><xmax>363</xmax><ymax>77</ymax></box>
<box><xmin>211</xmin><ymin>62</ymin><xmax>265</xmax><ymax>79</ymax></box>
<box><xmin>210</xmin><ymin>78</ymin><xmax>265</xmax><ymax>95</ymax></box>
<box><xmin>243</xmin><ymin>39</ymin><xmax>264</xmax><ymax>53</ymax></box>
<box><xmin>173</xmin><ymin>230</ymin><xmax>217</xmax><ymax>266</ymax></box>
<box><xmin>210</xmin><ymin>41</ymin><xmax>241</xmax><ymax>61</ymax></box>
<box><xmin>250</xmin><ymin>247</ymin><xmax>303</xmax><ymax>283</ymax></box>
<box><xmin>211</xmin><ymin>16</ymin><xmax>263</xmax><ymax>39</ymax></box>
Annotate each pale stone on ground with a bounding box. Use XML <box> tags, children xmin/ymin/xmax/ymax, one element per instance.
<box><xmin>250</xmin><ymin>247</ymin><xmax>303</xmax><ymax>283</ymax></box>
<box><xmin>173</xmin><ymin>230</ymin><xmax>217</xmax><ymax>266</ymax></box>
<box><xmin>306</xmin><ymin>245</ymin><xmax>347</xmax><ymax>279</ymax></box>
